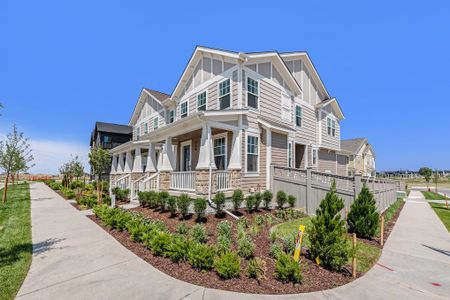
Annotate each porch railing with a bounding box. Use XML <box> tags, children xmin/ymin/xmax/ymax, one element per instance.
<box><xmin>115</xmin><ymin>174</ymin><xmax>130</xmax><ymax>190</ymax></box>
<box><xmin>170</xmin><ymin>171</ymin><xmax>196</xmax><ymax>191</ymax></box>
<box><xmin>216</xmin><ymin>170</ymin><xmax>232</xmax><ymax>191</ymax></box>
<box><xmin>142</xmin><ymin>173</ymin><xmax>159</xmax><ymax>191</ymax></box>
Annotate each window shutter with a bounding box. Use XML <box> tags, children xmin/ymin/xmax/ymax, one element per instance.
<box><xmin>281</xmin><ymin>93</ymin><xmax>291</xmax><ymax>122</ymax></box>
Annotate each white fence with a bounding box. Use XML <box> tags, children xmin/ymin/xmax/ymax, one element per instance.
<box><xmin>216</xmin><ymin>171</ymin><xmax>231</xmax><ymax>191</ymax></box>
<box><xmin>170</xmin><ymin>171</ymin><xmax>196</xmax><ymax>191</ymax></box>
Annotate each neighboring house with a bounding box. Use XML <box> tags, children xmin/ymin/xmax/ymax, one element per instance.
<box><xmin>341</xmin><ymin>138</ymin><xmax>376</xmax><ymax>177</ymax></box>
<box><xmin>90</xmin><ymin>121</ymin><xmax>133</xmax><ymax>179</ymax></box>
<box><xmin>109</xmin><ymin>46</ymin><xmax>347</xmax><ymax>199</ymax></box>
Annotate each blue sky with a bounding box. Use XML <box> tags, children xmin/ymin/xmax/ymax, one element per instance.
<box><xmin>1</xmin><ymin>1</ymin><xmax>449</xmax><ymax>173</ymax></box>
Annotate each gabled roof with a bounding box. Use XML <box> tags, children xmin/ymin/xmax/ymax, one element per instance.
<box><xmin>143</xmin><ymin>88</ymin><xmax>170</xmax><ymax>101</ymax></box>
<box><xmin>95</xmin><ymin>121</ymin><xmax>132</xmax><ymax>134</ymax></box>
<box><xmin>341</xmin><ymin>138</ymin><xmax>374</xmax><ymax>156</ymax></box>
<box><xmin>316</xmin><ymin>98</ymin><xmax>345</xmax><ymax>120</ymax></box>
<box><xmin>129</xmin><ymin>88</ymin><xmax>169</xmax><ymax>126</ymax></box>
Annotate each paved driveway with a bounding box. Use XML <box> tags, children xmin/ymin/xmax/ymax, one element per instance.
<box><xmin>17</xmin><ymin>184</ymin><xmax>450</xmax><ymax>299</ymax></box>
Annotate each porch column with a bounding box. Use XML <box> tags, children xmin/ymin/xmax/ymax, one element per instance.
<box><xmin>146</xmin><ymin>142</ymin><xmax>157</xmax><ymax>172</ymax></box>
<box><xmin>118</xmin><ymin>153</ymin><xmax>125</xmax><ymax>173</ymax></box>
<box><xmin>111</xmin><ymin>154</ymin><xmax>118</xmax><ymax>174</ymax></box>
<box><xmin>228</xmin><ymin>129</ymin><xmax>241</xmax><ymax>169</ymax></box>
<box><xmin>123</xmin><ymin>150</ymin><xmax>132</xmax><ymax>173</ymax></box>
<box><xmin>196</xmin><ymin>123</ymin><xmax>216</xmax><ymax>170</ymax></box>
<box><xmin>132</xmin><ymin>147</ymin><xmax>143</xmax><ymax>173</ymax></box>
<box><xmin>159</xmin><ymin>137</ymin><xmax>176</xmax><ymax>171</ymax></box>
<box><xmin>266</xmin><ymin>128</ymin><xmax>272</xmax><ymax>189</ymax></box>
<box><xmin>304</xmin><ymin>145</ymin><xmax>309</xmax><ymax>169</ymax></box>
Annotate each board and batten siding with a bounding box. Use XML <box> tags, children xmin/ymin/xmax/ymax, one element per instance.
<box><xmin>318</xmin><ymin>149</ymin><xmax>337</xmax><ymax>174</ymax></box>
<box><xmin>284</xmin><ymin>59</ymin><xmax>324</xmax><ymax>105</ymax></box>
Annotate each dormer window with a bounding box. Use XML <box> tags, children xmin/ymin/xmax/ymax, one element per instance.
<box><xmin>247</xmin><ymin>77</ymin><xmax>259</xmax><ymax>109</ymax></box>
<box><xmin>197</xmin><ymin>91</ymin><xmax>207</xmax><ymax>111</ymax></box>
<box><xmin>181</xmin><ymin>101</ymin><xmax>188</xmax><ymax>118</ymax></box>
<box><xmin>218</xmin><ymin>79</ymin><xmax>231</xmax><ymax>109</ymax></box>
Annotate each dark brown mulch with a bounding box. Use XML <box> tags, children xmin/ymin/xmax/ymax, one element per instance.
<box><xmin>88</xmin><ymin>206</ymin><xmax>355</xmax><ymax>295</ymax></box>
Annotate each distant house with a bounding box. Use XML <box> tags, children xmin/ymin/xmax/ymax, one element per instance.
<box><xmin>90</xmin><ymin>122</ymin><xmax>132</xmax><ymax>179</ymax></box>
<box><xmin>341</xmin><ymin>138</ymin><xmax>376</xmax><ymax>177</ymax></box>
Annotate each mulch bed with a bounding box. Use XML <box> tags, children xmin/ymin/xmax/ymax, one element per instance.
<box><xmin>88</xmin><ymin>206</ymin><xmax>355</xmax><ymax>294</ymax></box>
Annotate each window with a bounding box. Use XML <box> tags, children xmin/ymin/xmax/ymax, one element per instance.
<box><xmin>312</xmin><ymin>149</ymin><xmax>317</xmax><ymax>165</ymax></box>
<box><xmin>247</xmin><ymin>77</ymin><xmax>259</xmax><ymax>109</ymax></box>
<box><xmin>135</xmin><ymin>127</ymin><xmax>140</xmax><ymax>141</ymax></box>
<box><xmin>168</xmin><ymin>110</ymin><xmax>175</xmax><ymax>123</ymax></box>
<box><xmin>181</xmin><ymin>101</ymin><xmax>188</xmax><ymax>118</ymax></box>
<box><xmin>295</xmin><ymin>105</ymin><xmax>302</xmax><ymax>127</ymax></box>
<box><xmin>219</xmin><ymin>79</ymin><xmax>231</xmax><ymax>109</ymax></box>
<box><xmin>103</xmin><ymin>135</ymin><xmax>112</xmax><ymax>143</ymax></box>
<box><xmin>144</xmin><ymin>123</ymin><xmax>148</xmax><ymax>134</ymax></box>
<box><xmin>213</xmin><ymin>136</ymin><xmax>226</xmax><ymax>170</ymax></box>
<box><xmin>327</xmin><ymin>117</ymin><xmax>336</xmax><ymax>136</ymax></box>
<box><xmin>246</xmin><ymin>135</ymin><xmax>259</xmax><ymax>172</ymax></box>
<box><xmin>197</xmin><ymin>91</ymin><xmax>207</xmax><ymax>111</ymax></box>
<box><xmin>288</xmin><ymin>142</ymin><xmax>293</xmax><ymax>168</ymax></box>
<box><xmin>153</xmin><ymin>117</ymin><xmax>159</xmax><ymax>130</ymax></box>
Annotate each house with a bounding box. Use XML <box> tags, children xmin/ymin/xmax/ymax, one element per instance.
<box><xmin>341</xmin><ymin>138</ymin><xmax>376</xmax><ymax>177</ymax></box>
<box><xmin>90</xmin><ymin>121</ymin><xmax>133</xmax><ymax>179</ymax></box>
<box><xmin>109</xmin><ymin>46</ymin><xmax>348</xmax><ymax>200</ymax></box>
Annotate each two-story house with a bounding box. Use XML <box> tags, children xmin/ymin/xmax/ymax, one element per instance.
<box><xmin>341</xmin><ymin>138</ymin><xmax>376</xmax><ymax>177</ymax></box>
<box><xmin>109</xmin><ymin>46</ymin><xmax>347</xmax><ymax>199</ymax></box>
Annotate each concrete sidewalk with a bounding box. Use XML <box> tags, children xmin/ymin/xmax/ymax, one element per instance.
<box><xmin>17</xmin><ymin>184</ymin><xmax>450</xmax><ymax>299</ymax></box>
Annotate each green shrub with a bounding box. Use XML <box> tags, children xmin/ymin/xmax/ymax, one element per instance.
<box><xmin>262</xmin><ymin>190</ymin><xmax>273</xmax><ymax>209</ymax></box>
<box><xmin>237</xmin><ymin>235</ymin><xmax>255</xmax><ymax>259</ymax></box>
<box><xmin>254</xmin><ymin>215</ymin><xmax>265</xmax><ymax>226</ymax></box>
<box><xmin>214</xmin><ymin>252</ymin><xmax>241</xmax><ymax>279</ymax></box>
<box><xmin>274</xmin><ymin>253</ymin><xmax>303</xmax><ymax>283</ymax></box>
<box><xmin>212</xmin><ymin>192</ymin><xmax>226</xmax><ymax>216</ymax></box>
<box><xmin>217</xmin><ymin>221</ymin><xmax>232</xmax><ymax>240</ymax></box>
<box><xmin>149</xmin><ymin>231</ymin><xmax>173</xmax><ymax>256</ymax></box>
<box><xmin>177</xmin><ymin>193</ymin><xmax>191</xmax><ymax>219</ymax></box>
<box><xmin>276</xmin><ymin>191</ymin><xmax>287</xmax><ymax>209</ymax></box>
<box><xmin>347</xmin><ymin>184</ymin><xmax>379</xmax><ymax>239</ymax></box>
<box><xmin>148</xmin><ymin>191</ymin><xmax>159</xmax><ymax>208</ymax></box>
<box><xmin>61</xmin><ymin>188</ymin><xmax>76</xmax><ymax>199</ymax></box>
<box><xmin>247</xmin><ymin>257</ymin><xmax>267</xmax><ymax>282</ymax></box>
<box><xmin>270</xmin><ymin>231</ymin><xmax>277</xmax><ymax>243</ymax></box>
<box><xmin>188</xmin><ymin>242</ymin><xmax>216</xmax><ymax>271</ymax></box>
<box><xmin>254</xmin><ymin>192</ymin><xmax>262</xmax><ymax>210</ymax></box>
<box><xmin>309</xmin><ymin>181</ymin><xmax>350</xmax><ymax>271</ymax></box>
<box><xmin>148</xmin><ymin>219</ymin><xmax>167</xmax><ymax>233</ymax></box>
<box><xmin>77</xmin><ymin>194</ymin><xmax>98</xmax><ymax>208</ymax></box>
<box><xmin>191</xmin><ymin>224</ymin><xmax>207</xmax><ymax>244</ymax></box>
<box><xmin>281</xmin><ymin>232</ymin><xmax>296</xmax><ymax>254</ymax></box>
<box><xmin>288</xmin><ymin>195</ymin><xmax>296</xmax><ymax>208</ymax></box>
<box><xmin>167</xmin><ymin>196</ymin><xmax>177</xmax><ymax>216</ymax></box>
<box><xmin>236</xmin><ymin>223</ymin><xmax>246</xmax><ymax>241</ymax></box>
<box><xmin>245</xmin><ymin>195</ymin><xmax>256</xmax><ymax>212</ymax></box>
<box><xmin>166</xmin><ymin>236</ymin><xmax>191</xmax><ymax>263</ymax></box>
<box><xmin>232</xmin><ymin>189</ymin><xmax>244</xmax><ymax>212</ymax></box>
<box><xmin>269</xmin><ymin>242</ymin><xmax>283</xmax><ymax>259</ymax></box>
<box><xmin>112</xmin><ymin>187</ymin><xmax>129</xmax><ymax>201</ymax></box>
<box><xmin>236</xmin><ymin>217</ymin><xmax>248</xmax><ymax>229</ymax></box>
<box><xmin>216</xmin><ymin>235</ymin><xmax>232</xmax><ymax>255</ymax></box>
<box><xmin>158</xmin><ymin>191</ymin><xmax>170</xmax><ymax>210</ymax></box>
<box><xmin>128</xmin><ymin>219</ymin><xmax>150</xmax><ymax>242</ymax></box>
<box><xmin>194</xmin><ymin>197</ymin><xmax>207</xmax><ymax>220</ymax></box>
<box><xmin>176</xmin><ymin>222</ymin><xmax>190</xmax><ymax>235</ymax></box>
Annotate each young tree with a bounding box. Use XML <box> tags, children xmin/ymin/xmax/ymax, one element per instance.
<box><xmin>0</xmin><ymin>125</ymin><xmax>34</xmax><ymax>203</ymax></box>
<box><xmin>309</xmin><ymin>180</ymin><xmax>350</xmax><ymax>270</ymax></box>
<box><xmin>419</xmin><ymin>167</ymin><xmax>432</xmax><ymax>189</ymax></box>
<box><xmin>347</xmin><ymin>184</ymin><xmax>379</xmax><ymax>239</ymax></box>
<box><xmin>59</xmin><ymin>162</ymin><xmax>72</xmax><ymax>188</ymax></box>
<box><xmin>88</xmin><ymin>147</ymin><xmax>111</xmax><ymax>204</ymax></box>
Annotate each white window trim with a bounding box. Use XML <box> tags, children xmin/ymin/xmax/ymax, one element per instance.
<box><xmin>295</xmin><ymin>104</ymin><xmax>302</xmax><ymax>127</ymax></box>
<box><xmin>246</xmin><ymin>76</ymin><xmax>260</xmax><ymax>111</ymax></box>
<box><xmin>287</xmin><ymin>140</ymin><xmax>294</xmax><ymax>168</ymax></box>
<box><xmin>168</xmin><ymin>109</ymin><xmax>175</xmax><ymax>123</ymax></box>
<box><xmin>217</xmin><ymin>78</ymin><xmax>232</xmax><ymax>110</ymax></box>
<box><xmin>180</xmin><ymin>101</ymin><xmax>189</xmax><ymax>118</ymax></box>
<box><xmin>153</xmin><ymin>117</ymin><xmax>159</xmax><ymax>130</ymax></box>
<box><xmin>144</xmin><ymin>123</ymin><xmax>148</xmax><ymax>134</ymax></box>
<box><xmin>245</xmin><ymin>132</ymin><xmax>260</xmax><ymax>176</ymax></box>
<box><xmin>281</xmin><ymin>92</ymin><xmax>292</xmax><ymax>123</ymax></box>
<box><xmin>196</xmin><ymin>90</ymin><xmax>208</xmax><ymax>112</ymax></box>
<box><xmin>180</xmin><ymin>140</ymin><xmax>192</xmax><ymax>171</ymax></box>
<box><xmin>312</xmin><ymin>147</ymin><xmax>318</xmax><ymax>166</ymax></box>
<box><xmin>212</xmin><ymin>132</ymin><xmax>228</xmax><ymax>170</ymax></box>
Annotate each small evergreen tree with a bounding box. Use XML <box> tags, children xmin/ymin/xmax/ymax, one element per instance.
<box><xmin>231</xmin><ymin>189</ymin><xmax>244</xmax><ymax>212</ymax></box>
<box><xmin>309</xmin><ymin>181</ymin><xmax>350</xmax><ymax>271</ymax></box>
<box><xmin>347</xmin><ymin>184</ymin><xmax>379</xmax><ymax>239</ymax></box>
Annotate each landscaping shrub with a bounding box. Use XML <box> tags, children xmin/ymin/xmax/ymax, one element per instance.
<box><xmin>191</xmin><ymin>224</ymin><xmax>207</xmax><ymax>244</ymax></box>
<box><xmin>212</xmin><ymin>192</ymin><xmax>226</xmax><ymax>216</ymax></box>
<box><xmin>269</xmin><ymin>242</ymin><xmax>283</xmax><ymax>259</ymax></box>
<box><xmin>176</xmin><ymin>223</ymin><xmax>190</xmax><ymax>235</ymax></box>
<box><xmin>128</xmin><ymin>219</ymin><xmax>150</xmax><ymax>242</ymax></box>
<box><xmin>262</xmin><ymin>190</ymin><xmax>273</xmax><ymax>209</ymax></box>
<box><xmin>158</xmin><ymin>191</ymin><xmax>170</xmax><ymax>210</ymax></box>
<box><xmin>247</xmin><ymin>257</ymin><xmax>267</xmax><ymax>282</ymax></box>
<box><xmin>217</xmin><ymin>220</ymin><xmax>232</xmax><ymax>240</ymax></box>
<box><xmin>166</xmin><ymin>236</ymin><xmax>191</xmax><ymax>263</ymax></box>
<box><xmin>61</xmin><ymin>188</ymin><xmax>76</xmax><ymax>199</ymax></box>
<box><xmin>77</xmin><ymin>193</ymin><xmax>98</xmax><ymax>208</ymax></box>
<box><xmin>254</xmin><ymin>215</ymin><xmax>265</xmax><ymax>226</ymax></box>
<box><xmin>177</xmin><ymin>193</ymin><xmax>191</xmax><ymax>219</ymax></box>
<box><xmin>288</xmin><ymin>195</ymin><xmax>296</xmax><ymax>208</ymax></box>
<box><xmin>281</xmin><ymin>232</ymin><xmax>296</xmax><ymax>254</ymax></box>
<box><xmin>112</xmin><ymin>187</ymin><xmax>129</xmax><ymax>201</ymax></box>
<box><xmin>214</xmin><ymin>252</ymin><xmax>241</xmax><ymax>279</ymax></box>
<box><xmin>149</xmin><ymin>231</ymin><xmax>173</xmax><ymax>256</ymax></box>
<box><xmin>148</xmin><ymin>219</ymin><xmax>168</xmax><ymax>233</ymax></box>
<box><xmin>309</xmin><ymin>181</ymin><xmax>350</xmax><ymax>271</ymax></box>
<box><xmin>148</xmin><ymin>191</ymin><xmax>159</xmax><ymax>208</ymax></box>
<box><xmin>270</xmin><ymin>231</ymin><xmax>277</xmax><ymax>243</ymax></box>
<box><xmin>276</xmin><ymin>191</ymin><xmax>287</xmax><ymax>209</ymax></box>
<box><xmin>245</xmin><ymin>195</ymin><xmax>256</xmax><ymax>212</ymax></box>
<box><xmin>236</xmin><ymin>217</ymin><xmax>248</xmax><ymax>229</ymax></box>
<box><xmin>137</xmin><ymin>191</ymin><xmax>147</xmax><ymax>207</ymax></box>
<box><xmin>254</xmin><ymin>192</ymin><xmax>262</xmax><ymax>210</ymax></box>
<box><xmin>167</xmin><ymin>196</ymin><xmax>177</xmax><ymax>216</ymax></box>
<box><xmin>236</xmin><ymin>222</ymin><xmax>246</xmax><ymax>240</ymax></box>
<box><xmin>232</xmin><ymin>189</ymin><xmax>244</xmax><ymax>212</ymax></box>
<box><xmin>216</xmin><ymin>235</ymin><xmax>232</xmax><ymax>255</ymax></box>
<box><xmin>274</xmin><ymin>253</ymin><xmax>303</xmax><ymax>283</ymax></box>
<box><xmin>237</xmin><ymin>235</ymin><xmax>255</xmax><ymax>259</ymax></box>
<box><xmin>187</xmin><ymin>242</ymin><xmax>216</xmax><ymax>271</ymax></box>
<box><xmin>194</xmin><ymin>197</ymin><xmax>207</xmax><ymax>220</ymax></box>
<box><xmin>347</xmin><ymin>184</ymin><xmax>379</xmax><ymax>239</ymax></box>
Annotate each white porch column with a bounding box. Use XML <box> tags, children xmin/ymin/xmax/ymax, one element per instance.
<box><xmin>118</xmin><ymin>153</ymin><xmax>125</xmax><ymax>173</ymax></box>
<box><xmin>111</xmin><ymin>154</ymin><xmax>118</xmax><ymax>174</ymax></box>
<box><xmin>146</xmin><ymin>142</ymin><xmax>157</xmax><ymax>172</ymax></box>
<box><xmin>196</xmin><ymin>123</ymin><xmax>216</xmax><ymax>170</ymax></box>
<box><xmin>266</xmin><ymin>128</ymin><xmax>272</xmax><ymax>189</ymax></box>
<box><xmin>132</xmin><ymin>147</ymin><xmax>143</xmax><ymax>173</ymax></box>
<box><xmin>159</xmin><ymin>137</ymin><xmax>176</xmax><ymax>171</ymax></box>
<box><xmin>123</xmin><ymin>150</ymin><xmax>132</xmax><ymax>173</ymax></box>
<box><xmin>228</xmin><ymin>129</ymin><xmax>241</xmax><ymax>169</ymax></box>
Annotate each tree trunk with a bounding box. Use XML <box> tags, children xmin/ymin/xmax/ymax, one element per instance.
<box><xmin>2</xmin><ymin>172</ymin><xmax>10</xmax><ymax>204</ymax></box>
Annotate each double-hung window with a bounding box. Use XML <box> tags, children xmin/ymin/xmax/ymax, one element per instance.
<box><xmin>246</xmin><ymin>135</ymin><xmax>259</xmax><ymax>173</ymax></box>
<box><xmin>327</xmin><ymin>117</ymin><xmax>336</xmax><ymax>136</ymax></box>
<box><xmin>197</xmin><ymin>91</ymin><xmax>207</xmax><ymax>111</ymax></box>
<box><xmin>135</xmin><ymin>127</ymin><xmax>140</xmax><ymax>141</ymax></box>
<box><xmin>288</xmin><ymin>142</ymin><xmax>293</xmax><ymax>168</ymax></box>
<box><xmin>219</xmin><ymin>79</ymin><xmax>231</xmax><ymax>109</ymax></box>
<box><xmin>153</xmin><ymin>117</ymin><xmax>159</xmax><ymax>130</ymax></box>
<box><xmin>144</xmin><ymin>123</ymin><xmax>148</xmax><ymax>134</ymax></box>
<box><xmin>180</xmin><ymin>101</ymin><xmax>188</xmax><ymax>118</ymax></box>
<box><xmin>295</xmin><ymin>105</ymin><xmax>302</xmax><ymax>127</ymax></box>
<box><xmin>247</xmin><ymin>77</ymin><xmax>259</xmax><ymax>109</ymax></box>
<box><xmin>168</xmin><ymin>109</ymin><xmax>175</xmax><ymax>123</ymax></box>
<box><xmin>213</xmin><ymin>136</ymin><xmax>226</xmax><ymax>170</ymax></box>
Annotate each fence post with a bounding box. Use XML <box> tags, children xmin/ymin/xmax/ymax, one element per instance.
<box><xmin>306</xmin><ymin>167</ymin><xmax>312</xmax><ymax>215</ymax></box>
<box><xmin>354</xmin><ymin>173</ymin><xmax>362</xmax><ymax>200</ymax></box>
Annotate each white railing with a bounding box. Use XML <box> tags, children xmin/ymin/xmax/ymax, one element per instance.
<box><xmin>311</xmin><ymin>171</ymin><xmax>354</xmax><ymax>191</ymax></box>
<box><xmin>131</xmin><ymin>174</ymin><xmax>147</xmax><ymax>200</ymax></box>
<box><xmin>216</xmin><ymin>170</ymin><xmax>232</xmax><ymax>191</ymax></box>
<box><xmin>115</xmin><ymin>174</ymin><xmax>130</xmax><ymax>190</ymax></box>
<box><xmin>142</xmin><ymin>173</ymin><xmax>159</xmax><ymax>191</ymax></box>
<box><xmin>170</xmin><ymin>171</ymin><xmax>196</xmax><ymax>191</ymax></box>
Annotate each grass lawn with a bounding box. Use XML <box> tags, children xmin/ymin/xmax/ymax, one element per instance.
<box><xmin>429</xmin><ymin>202</ymin><xmax>450</xmax><ymax>232</ymax></box>
<box><xmin>0</xmin><ymin>184</ymin><xmax>32</xmax><ymax>300</ymax></box>
<box><xmin>421</xmin><ymin>191</ymin><xmax>449</xmax><ymax>200</ymax></box>
<box><xmin>272</xmin><ymin>216</ymin><xmax>381</xmax><ymax>273</ymax></box>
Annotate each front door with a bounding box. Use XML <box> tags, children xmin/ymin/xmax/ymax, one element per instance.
<box><xmin>182</xmin><ymin>144</ymin><xmax>191</xmax><ymax>171</ymax></box>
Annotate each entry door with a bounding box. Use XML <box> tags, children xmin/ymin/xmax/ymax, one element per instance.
<box><xmin>182</xmin><ymin>144</ymin><xmax>191</xmax><ymax>171</ymax></box>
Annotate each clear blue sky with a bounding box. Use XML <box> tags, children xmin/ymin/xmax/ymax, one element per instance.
<box><xmin>1</xmin><ymin>1</ymin><xmax>449</xmax><ymax>173</ymax></box>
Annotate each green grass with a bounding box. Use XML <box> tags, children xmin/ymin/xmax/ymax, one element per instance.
<box><xmin>272</xmin><ymin>216</ymin><xmax>381</xmax><ymax>273</ymax></box>
<box><xmin>421</xmin><ymin>191</ymin><xmax>449</xmax><ymax>200</ymax></box>
<box><xmin>429</xmin><ymin>202</ymin><xmax>450</xmax><ymax>232</ymax></box>
<box><xmin>0</xmin><ymin>184</ymin><xmax>32</xmax><ymax>300</ymax></box>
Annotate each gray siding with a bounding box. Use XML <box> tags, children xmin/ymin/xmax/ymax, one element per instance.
<box><xmin>318</xmin><ymin>149</ymin><xmax>336</xmax><ymax>173</ymax></box>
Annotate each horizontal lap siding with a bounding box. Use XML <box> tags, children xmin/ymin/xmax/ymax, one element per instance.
<box><xmin>337</xmin><ymin>154</ymin><xmax>347</xmax><ymax>176</ymax></box>
<box><xmin>241</xmin><ymin>126</ymin><xmax>266</xmax><ymax>192</ymax></box>
<box><xmin>232</xmin><ymin>80</ymin><xmax>238</xmax><ymax>108</ymax></box>
<box><xmin>295</xmin><ymin>105</ymin><xmax>316</xmax><ymax>143</ymax></box>
<box><xmin>259</xmin><ymin>81</ymin><xmax>284</xmax><ymax>123</ymax></box>
<box><xmin>321</xmin><ymin>113</ymin><xmax>340</xmax><ymax>150</ymax></box>
<box><xmin>318</xmin><ymin>149</ymin><xmax>337</xmax><ymax>173</ymax></box>
<box><xmin>207</xmin><ymin>82</ymin><xmax>218</xmax><ymax>109</ymax></box>
<box><xmin>272</xmin><ymin>132</ymin><xmax>287</xmax><ymax>167</ymax></box>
